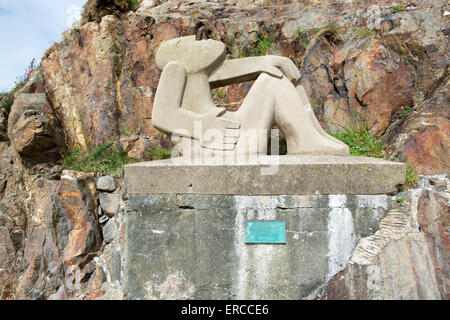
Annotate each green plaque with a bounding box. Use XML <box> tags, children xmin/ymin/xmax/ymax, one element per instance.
<box><xmin>245</xmin><ymin>221</ymin><xmax>286</xmax><ymax>244</ymax></box>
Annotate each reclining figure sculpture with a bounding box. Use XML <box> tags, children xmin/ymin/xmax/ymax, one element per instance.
<box><xmin>152</xmin><ymin>35</ymin><xmax>349</xmax><ymax>156</ymax></box>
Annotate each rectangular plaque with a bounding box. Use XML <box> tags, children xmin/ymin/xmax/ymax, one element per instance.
<box><xmin>245</xmin><ymin>221</ymin><xmax>286</xmax><ymax>244</ymax></box>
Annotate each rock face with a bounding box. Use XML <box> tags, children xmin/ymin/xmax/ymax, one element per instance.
<box><xmin>0</xmin><ymin>161</ymin><xmax>128</xmax><ymax>299</ymax></box>
<box><xmin>0</xmin><ymin>107</ymin><xmax>7</xmax><ymax>141</ymax></box>
<box><xmin>324</xmin><ymin>175</ymin><xmax>449</xmax><ymax>300</ymax></box>
<box><xmin>7</xmin><ymin>71</ymin><xmax>65</xmax><ymax>166</ymax></box>
<box><xmin>36</xmin><ymin>0</ymin><xmax>449</xmax><ymax>174</ymax></box>
<box><xmin>384</xmin><ymin>74</ymin><xmax>450</xmax><ymax>174</ymax></box>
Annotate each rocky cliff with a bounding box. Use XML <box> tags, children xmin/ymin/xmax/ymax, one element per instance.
<box><xmin>0</xmin><ymin>0</ymin><xmax>448</xmax><ymax>299</ymax></box>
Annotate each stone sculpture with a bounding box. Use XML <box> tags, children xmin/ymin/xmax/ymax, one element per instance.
<box><xmin>152</xmin><ymin>35</ymin><xmax>349</xmax><ymax>156</ymax></box>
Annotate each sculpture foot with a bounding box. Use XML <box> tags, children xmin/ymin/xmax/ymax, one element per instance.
<box><xmin>288</xmin><ymin>139</ymin><xmax>350</xmax><ymax>156</ymax></box>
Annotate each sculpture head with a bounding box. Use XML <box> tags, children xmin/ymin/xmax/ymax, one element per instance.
<box><xmin>156</xmin><ymin>35</ymin><xmax>226</xmax><ymax>74</ymax></box>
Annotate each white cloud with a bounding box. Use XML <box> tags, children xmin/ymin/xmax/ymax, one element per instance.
<box><xmin>0</xmin><ymin>0</ymin><xmax>87</xmax><ymax>91</ymax></box>
<box><xmin>66</xmin><ymin>4</ymin><xmax>83</xmax><ymax>29</ymax></box>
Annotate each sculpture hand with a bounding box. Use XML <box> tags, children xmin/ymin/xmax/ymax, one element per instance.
<box><xmin>199</xmin><ymin>107</ymin><xmax>241</xmax><ymax>150</ymax></box>
<box><xmin>266</xmin><ymin>56</ymin><xmax>300</xmax><ymax>83</ymax></box>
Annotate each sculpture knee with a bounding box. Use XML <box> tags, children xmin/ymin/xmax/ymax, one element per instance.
<box><xmin>253</xmin><ymin>73</ymin><xmax>285</xmax><ymax>92</ymax></box>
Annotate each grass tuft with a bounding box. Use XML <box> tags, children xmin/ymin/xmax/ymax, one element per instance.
<box><xmin>405</xmin><ymin>162</ymin><xmax>418</xmax><ymax>189</ymax></box>
<box><xmin>62</xmin><ymin>141</ymin><xmax>139</xmax><ymax>175</ymax></box>
<box><xmin>399</xmin><ymin>106</ymin><xmax>413</xmax><ymax>118</ymax></box>
<box><xmin>128</xmin><ymin>0</ymin><xmax>140</xmax><ymax>11</ymax></box>
<box><xmin>250</xmin><ymin>33</ymin><xmax>275</xmax><ymax>56</ymax></box>
<box><xmin>357</xmin><ymin>28</ymin><xmax>376</xmax><ymax>38</ymax></box>
<box><xmin>390</xmin><ymin>4</ymin><xmax>406</xmax><ymax>13</ymax></box>
<box><xmin>147</xmin><ymin>143</ymin><xmax>172</xmax><ymax>160</ymax></box>
<box><xmin>1</xmin><ymin>59</ymin><xmax>37</xmax><ymax>113</ymax></box>
<box><xmin>329</xmin><ymin>123</ymin><xmax>385</xmax><ymax>158</ymax></box>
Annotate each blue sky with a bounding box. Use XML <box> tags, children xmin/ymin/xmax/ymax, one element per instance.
<box><xmin>0</xmin><ymin>0</ymin><xmax>87</xmax><ymax>91</ymax></box>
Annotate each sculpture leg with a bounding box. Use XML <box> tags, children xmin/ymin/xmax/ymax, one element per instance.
<box><xmin>225</xmin><ymin>73</ymin><xmax>349</xmax><ymax>155</ymax></box>
<box><xmin>225</xmin><ymin>73</ymin><xmax>277</xmax><ymax>155</ymax></box>
<box><xmin>295</xmin><ymin>84</ymin><xmax>350</xmax><ymax>146</ymax></box>
<box><xmin>273</xmin><ymin>76</ymin><xmax>349</xmax><ymax>155</ymax></box>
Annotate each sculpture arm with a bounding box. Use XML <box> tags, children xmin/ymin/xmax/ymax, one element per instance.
<box><xmin>152</xmin><ymin>61</ymin><xmax>200</xmax><ymax>138</ymax></box>
<box><xmin>152</xmin><ymin>61</ymin><xmax>241</xmax><ymax>149</ymax></box>
<box><xmin>209</xmin><ymin>56</ymin><xmax>300</xmax><ymax>89</ymax></box>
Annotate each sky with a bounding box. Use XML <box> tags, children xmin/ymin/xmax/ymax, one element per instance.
<box><xmin>0</xmin><ymin>0</ymin><xmax>87</xmax><ymax>91</ymax></box>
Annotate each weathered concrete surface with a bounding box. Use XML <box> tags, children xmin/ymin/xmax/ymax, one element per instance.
<box><xmin>125</xmin><ymin>155</ymin><xmax>405</xmax><ymax>195</ymax></box>
<box><xmin>124</xmin><ymin>193</ymin><xmax>397</xmax><ymax>300</ymax></box>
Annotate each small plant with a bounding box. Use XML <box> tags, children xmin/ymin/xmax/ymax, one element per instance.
<box><xmin>294</xmin><ymin>29</ymin><xmax>310</xmax><ymax>47</ymax></box>
<box><xmin>405</xmin><ymin>163</ymin><xmax>418</xmax><ymax>189</ymax></box>
<box><xmin>396</xmin><ymin>197</ymin><xmax>405</xmax><ymax>204</ymax></box>
<box><xmin>357</xmin><ymin>28</ymin><xmax>376</xmax><ymax>38</ymax></box>
<box><xmin>399</xmin><ymin>106</ymin><xmax>413</xmax><ymax>118</ymax></box>
<box><xmin>120</xmin><ymin>123</ymin><xmax>140</xmax><ymax>137</ymax></box>
<box><xmin>70</xmin><ymin>27</ymin><xmax>80</xmax><ymax>36</ymax></box>
<box><xmin>213</xmin><ymin>89</ymin><xmax>226</xmax><ymax>98</ymax></box>
<box><xmin>392</xmin><ymin>157</ymin><xmax>418</xmax><ymax>190</ymax></box>
<box><xmin>329</xmin><ymin>123</ymin><xmax>385</xmax><ymax>158</ymax></box>
<box><xmin>62</xmin><ymin>141</ymin><xmax>138</xmax><ymax>175</ymax></box>
<box><xmin>147</xmin><ymin>143</ymin><xmax>171</xmax><ymax>160</ymax></box>
<box><xmin>390</xmin><ymin>4</ymin><xmax>406</xmax><ymax>13</ymax></box>
<box><xmin>303</xmin><ymin>38</ymin><xmax>310</xmax><ymax>47</ymax></box>
<box><xmin>313</xmin><ymin>25</ymin><xmax>343</xmax><ymax>45</ymax></box>
<box><xmin>128</xmin><ymin>0</ymin><xmax>141</xmax><ymax>11</ymax></box>
<box><xmin>120</xmin><ymin>127</ymin><xmax>132</xmax><ymax>137</ymax></box>
<box><xmin>0</xmin><ymin>59</ymin><xmax>37</xmax><ymax>113</ymax></box>
<box><xmin>212</xmin><ymin>88</ymin><xmax>227</xmax><ymax>105</ymax></box>
<box><xmin>267</xmin><ymin>135</ymin><xmax>288</xmax><ymax>155</ymax></box>
<box><xmin>314</xmin><ymin>25</ymin><xmax>342</xmax><ymax>35</ymax></box>
<box><xmin>250</xmin><ymin>33</ymin><xmax>275</xmax><ymax>56</ymax></box>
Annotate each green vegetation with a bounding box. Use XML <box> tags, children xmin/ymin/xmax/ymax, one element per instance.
<box><xmin>396</xmin><ymin>197</ymin><xmax>405</xmax><ymax>204</ymax></box>
<box><xmin>399</xmin><ymin>106</ymin><xmax>413</xmax><ymax>118</ymax></box>
<box><xmin>279</xmin><ymin>136</ymin><xmax>288</xmax><ymax>155</ymax></box>
<box><xmin>390</xmin><ymin>4</ymin><xmax>406</xmax><ymax>13</ymax></box>
<box><xmin>213</xmin><ymin>88</ymin><xmax>226</xmax><ymax>98</ymax></box>
<box><xmin>250</xmin><ymin>33</ymin><xmax>274</xmax><ymax>56</ymax></box>
<box><xmin>268</xmin><ymin>135</ymin><xmax>288</xmax><ymax>155</ymax></box>
<box><xmin>294</xmin><ymin>29</ymin><xmax>310</xmax><ymax>47</ymax></box>
<box><xmin>116</xmin><ymin>0</ymin><xmax>140</xmax><ymax>10</ymax></box>
<box><xmin>0</xmin><ymin>92</ymin><xmax>14</xmax><ymax>113</ymax></box>
<box><xmin>313</xmin><ymin>25</ymin><xmax>343</xmax><ymax>44</ymax></box>
<box><xmin>211</xmin><ymin>88</ymin><xmax>227</xmax><ymax>105</ymax></box>
<box><xmin>1</xmin><ymin>59</ymin><xmax>37</xmax><ymax>112</ymax></box>
<box><xmin>405</xmin><ymin>163</ymin><xmax>418</xmax><ymax>189</ymax></box>
<box><xmin>62</xmin><ymin>141</ymin><xmax>138</xmax><ymax>175</ymax></box>
<box><xmin>119</xmin><ymin>124</ymin><xmax>140</xmax><ymax>137</ymax></box>
<box><xmin>314</xmin><ymin>25</ymin><xmax>342</xmax><ymax>37</ymax></box>
<box><xmin>393</xmin><ymin>157</ymin><xmax>418</xmax><ymax>191</ymax></box>
<box><xmin>120</xmin><ymin>126</ymin><xmax>132</xmax><ymax>137</ymax></box>
<box><xmin>329</xmin><ymin>123</ymin><xmax>385</xmax><ymax>158</ymax></box>
<box><xmin>357</xmin><ymin>28</ymin><xmax>376</xmax><ymax>39</ymax></box>
<box><xmin>127</xmin><ymin>0</ymin><xmax>141</xmax><ymax>11</ymax></box>
<box><xmin>330</xmin><ymin>123</ymin><xmax>419</xmax><ymax>191</ymax></box>
<box><xmin>147</xmin><ymin>143</ymin><xmax>172</xmax><ymax>160</ymax></box>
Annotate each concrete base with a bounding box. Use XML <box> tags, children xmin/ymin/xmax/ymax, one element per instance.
<box><xmin>123</xmin><ymin>193</ymin><xmax>398</xmax><ymax>300</ymax></box>
<box><xmin>123</xmin><ymin>156</ymin><xmax>406</xmax><ymax>300</ymax></box>
<box><xmin>125</xmin><ymin>155</ymin><xmax>405</xmax><ymax>195</ymax></box>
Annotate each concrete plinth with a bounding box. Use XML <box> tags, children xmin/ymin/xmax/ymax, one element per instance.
<box><xmin>125</xmin><ymin>155</ymin><xmax>405</xmax><ymax>195</ymax></box>
<box><xmin>123</xmin><ymin>156</ymin><xmax>406</xmax><ymax>300</ymax></box>
<box><xmin>124</xmin><ymin>193</ymin><xmax>398</xmax><ymax>300</ymax></box>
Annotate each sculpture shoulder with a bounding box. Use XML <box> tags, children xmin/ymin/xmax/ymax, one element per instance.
<box><xmin>159</xmin><ymin>61</ymin><xmax>187</xmax><ymax>81</ymax></box>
